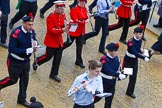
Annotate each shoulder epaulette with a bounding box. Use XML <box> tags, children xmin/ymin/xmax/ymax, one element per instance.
<box><xmin>12</xmin><ymin>29</ymin><xmax>21</xmax><ymax>39</ymax></box>
<box><xmin>100</xmin><ymin>55</ymin><xmax>106</xmax><ymax>64</ymax></box>
<box><xmin>128</xmin><ymin>38</ymin><xmax>133</xmax><ymax>46</ymax></box>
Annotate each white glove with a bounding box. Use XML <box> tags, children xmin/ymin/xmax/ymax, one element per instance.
<box><xmin>144</xmin><ymin>57</ymin><xmax>149</xmax><ymax>62</ymax></box>
<box><xmin>119</xmin><ymin>74</ymin><xmax>126</xmax><ymax>80</ymax></box>
<box><xmin>26</xmin><ymin>48</ymin><xmax>33</xmax><ymax>55</ymax></box>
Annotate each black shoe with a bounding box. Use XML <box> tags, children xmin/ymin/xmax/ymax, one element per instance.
<box><xmin>75</xmin><ymin>62</ymin><xmax>85</xmax><ymax>68</ymax></box>
<box><xmin>17</xmin><ymin>100</ymin><xmax>30</xmax><ymax>107</ymax></box>
<box><xmin>98</xmin><ymin>50</ymin><xmax>105</xmax><ymax>54</ymax></box>
<box><xmin>32</xmin><ymin>61</ymin><xmax>38</xmax><ymax>71</ymax></box>
<box><xmin>119</xmin><ymin>40</ymin><xmax>127</xmax><ymax>45</ymax></box>
<box><xmin>9</xmin><ymin>22</ymin><xmax>14</xmax><ymax>29</ymax></box>
<box><xmin>40</xmin><ymin>11</ymin><xmax>44</xmax><ymax>18</ymax></box>
<box><xmin>126</xmin><ymin>93</ymin><xmax>136</xmax><ymax>99</ymax></box>
<box><xmin>0</xmin><ymin>42</ymin><xmax>8</xmax><ymax>49</ymax></box>
<box><xmin>153</xmin><ymin>24</ymin><xmax>162</xmax><ymax>28</ymax></box>
<box><xmin>49</xmin><ymin>75</ymin><xmax>61</xmax><ymax>82</ymax></box>
<box><xmin>142</xmin><ymin>36</ymin><xmax>147</xmax><ymax>41</ymax></box>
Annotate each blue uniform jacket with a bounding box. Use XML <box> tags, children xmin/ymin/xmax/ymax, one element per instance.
<box><xmin>138</xmin><ymin>0</ymin><xmax>152</xmax><ymax>8</ymax></box>
<box><xmin>124</xmin><ymin>37</ymin><xmax>145</xmax><ymax>63</ymax></box>
<box><xmin>8</xmin><ymin>26</ymin><xmax>36</xmax><ymax>62</ymax></box>
<box><xmin>100</xmin><ymin>54</ymin><xmax>120</xmax><ymax>87</ymax></box>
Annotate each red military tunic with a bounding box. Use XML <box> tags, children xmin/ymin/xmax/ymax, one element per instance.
<box><xmin>116</xmin><ymin>0</ymin><xmax>134</xmax><ymax>18</ymax></box>
<box><xmin>44</xmin><ymin>12</ymin><xmax>65</xmax><ymax>48</ymax></box>
<box><xmin>69</xmin><ymin>5</ymin><xmax>88</xmax><ymax>37</ymax></box>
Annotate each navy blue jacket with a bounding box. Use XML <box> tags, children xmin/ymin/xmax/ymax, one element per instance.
<box><xmin>0</xmin><ymin>0</ymin><xmax>10</xmax><ymax>15</ymax></box>
<box><xmin>138</xmin><ymin>0</ymin><xmax>152</xmax><ymax>8</ymax></box>
<box><xmin>8</xmin><ymin>26</ymin><xmax>36</xmax><ymax>62</ymax></box>
<box><xmin>124</xmin><ymin>37</ymin><xmax>145</xmax><ymax>62</ymax></box>
<box><xmin>101</xmin><ymin>54</ymin><xmax>120</xmax><ymax>77</ymax></box>
<box><xmin>100</xmin><ymin>54</ymin><xmax>120</xmax><ymax>87</ymax></box>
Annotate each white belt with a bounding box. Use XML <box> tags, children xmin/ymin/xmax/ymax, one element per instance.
<box><xmin>10</xmin><ymin>53</ymin><xmax>26</xmax><ymax>61</ymax></box>
<box><xmin>100</xmin><ymin>73</ymin><xmax>116</xmax><ymax>80</ymax></box>
<box><xmin>126</xmin><ymin>51</ymin><xmax>136</xmax><ymax>58</ymax></box>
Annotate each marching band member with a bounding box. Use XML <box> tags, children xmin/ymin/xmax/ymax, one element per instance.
<box><xmin>68</xmin><ymin>60</ymin><xmax>103</xmax><ymax>108</ymax></box>
<box><xmin>108</xmin><ymin>0</ymin><xmax>136</xmax><ymax>44</ymax></box>
<box><xmin>100</xmin><ymin>42</ymin><xmax>126</xmax><ymax>108</ymax></box>
<box><xmin>84</xmin><ymin>0</ymin><xmax>114</xmax><ymax>54</ymax></box>
<box><xmin>63</xmin><ymin>0</ymin><xmax>88</xmax><ymax>68</ymax></box>
<box><xmin>0</xmin><ymin>16</ymin><xmax>36</xmax><ymax>107</ymax></box>
<box><xmin>32</xmin><ymin>0</ymin><xmax>68</xmax><ymax>83</ymax></box>
<box><xmin>129</xmin><ymin>0</ymin><xmax>152</xmax><ymax>40</ymax></box>
<box><xmin>122</xmin><ymin>27</ymin><xmax>149</xmax><ymax>98</ymax></box>
<box><xmin>149</xmin><ymin>32</ymin><xmax>162</xmax><ymax>58</ymax></box>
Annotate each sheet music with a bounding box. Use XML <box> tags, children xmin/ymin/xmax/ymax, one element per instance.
<box><xmin>123</xmin><ymin>68</ymin><xmax>133</xmax><ymax>75</ymax></box>
<box><xmin>142</xmin><ymin>49</ymin><xmax>149</xmax><ymax>57</ymax></box>
<box><xmin>142</xmin><ymin>5</ymin><xmax>147</xmax><ymax>10</ymax></box>
<box><xmin>69</xmin><ymin>24</ymin><xmax>78</xmax><ymax>32</ymax></box>
<box><xmin>96</xmin><ymin>93</ymin><xmax>112</xmax><ymax>98</ymax></box>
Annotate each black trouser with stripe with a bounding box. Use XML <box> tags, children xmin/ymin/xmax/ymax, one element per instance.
<box><xmin>0</xmin><ymin>58</ymin><xmax>30</xmax><ymax>102</ymax></box>
<box><xmin>129</xmin><ymin>4</ymin><xmax>151</xmax><ymax>32</ymax></box>
<box><xmin>36</xmin><ymin>47</ymin><xmax>63</xmax><ymax>77</ymax></box>
<box><xmin>10</xmin><ymin>0</ymin><xmax>37</xmax><ymax>25</ymax></box>
<box><xmin>108</xmin><ymin>17</ymin><xmax>130</xmax><ymax>41</ymax></box>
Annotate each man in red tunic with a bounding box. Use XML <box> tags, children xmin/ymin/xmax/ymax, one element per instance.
<box><xmin>32</xmin><ymin>0</ymin><xmax>68</xmax><ymax>83</ymax></box>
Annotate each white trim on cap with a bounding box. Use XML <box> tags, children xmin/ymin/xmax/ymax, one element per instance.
<box><xmin>54</xmin><ymin>1</ymin><xmax>66</xmax><ymax>4</ymax></box>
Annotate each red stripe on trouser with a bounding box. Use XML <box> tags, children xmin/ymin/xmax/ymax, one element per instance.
<box><xmin>108</xmin><ymin>17</ymin><xmax>121</xmax><ymax>30</ymax></box>
<box><xmin>122</xmin><ymin>59</ymin><xmax>125</xmax><ymax>70</ymax></box>
<box><xmin>129</xmin><ymin>11</ymin><xmax>138</xmax><ymax>25</ymax></box>
<box><xmin>36</xmin><ymin>52</ymin><xmax>48</xmax><ymax>63</ymax></box>
<box><xmin>7</xmin><ymin>58</ymin><xmax>11</xmax><ymax>69</ymax></box>
<box><xmin>0</xmin><ymin>77</ymin><xmax>11</xmax><ymax>85</ymax></box>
